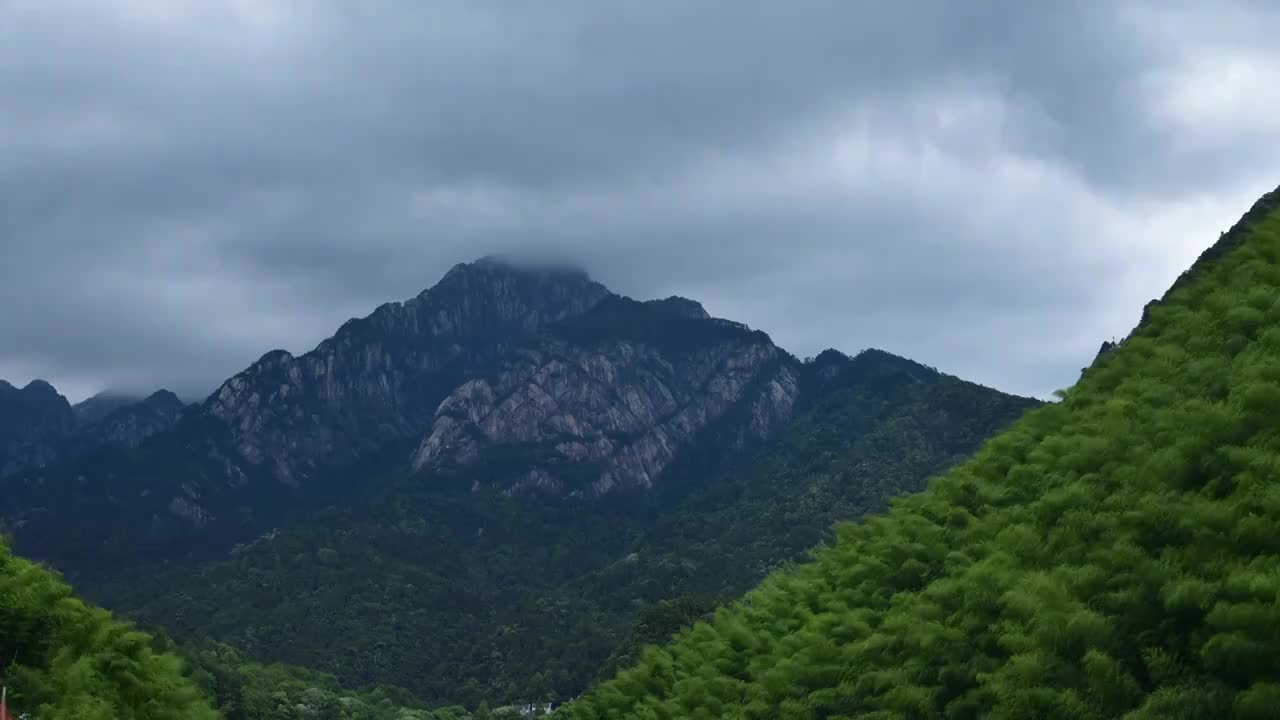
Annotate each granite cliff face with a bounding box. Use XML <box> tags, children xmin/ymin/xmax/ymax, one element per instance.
<box><xmin>195</xmin><ymin>258</ymin><xmax>800</xmax><ymax>501</ymax></box>
<box><xmin>0</xmin><ymin>382</ymin><xmax>187</xmax><ymax>476</ymax></box>
<box><xmin>204</xmin><ymin>258</ymin><xmax>610</xmax><ymax>490</ymax></box>
<box><xmin>412</xmin><ymin>296</ymin><xmax>802</xmax><ymax>497</ymax></box>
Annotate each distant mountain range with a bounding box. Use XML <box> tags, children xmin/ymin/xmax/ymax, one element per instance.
<box><xmin>2</xmin><ymin>259</ymin><xmax>813</xmax><ymax>568</ymax></box>
<box><xmin>0</xmin><ymin>381</ymin><xmax>188</xmax><ymax>477</ymax></box>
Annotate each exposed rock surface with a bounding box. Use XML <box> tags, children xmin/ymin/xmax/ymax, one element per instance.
<box><xmin>412</xmin><ymin>301</ymin><xmax>802</xmax><ymax>496</ymax></box>
<box><xmin>205</xmin><ymin>257</ymin><xmax>610</xmax><ymax>489</ymax></box>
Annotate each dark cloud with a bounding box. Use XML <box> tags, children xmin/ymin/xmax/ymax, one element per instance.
<box><xmin>1</xmin><ymin>0</ymin><xmax>1278</xmax><ymax>401</ymax></box>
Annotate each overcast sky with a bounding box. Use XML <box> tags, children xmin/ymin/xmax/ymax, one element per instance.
<box><xmin>2</xmin><ymin>1</ymin><xmax>1278</xmax><ymax>402</ymax></box>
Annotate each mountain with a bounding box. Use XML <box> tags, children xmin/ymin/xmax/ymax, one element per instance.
<box><xmin>0</xmin><ymin>379</ymin><xmax>78</xmax><ymax>475</ymax></box>
<box><xmin>0</xmin><ymin>258</ymin><xmax>817</xmax><ymax>575</ymax></box>
<box><xmin>409</xmin><ymin>293</ymin><xmax>800</xmax><ymax>497</ymax></box>
<box><xmin>205</xmin><ymin>256</ymin><xmax>611</xmax><ymax>491</ymax></box>
<box><xmin>0</xmin><ymin>382</ymin><xmax>186</xmax><ymax>476</ymax></box>
<box><xmin>73</xmin><ymin>391</ymin><xmax>149</xmax><ymax>425</ymax></box>
<box><xmin>561</xmin><ymin>187</ymin><xmax>1280</xmax><ymax>718</ymax></box>
<box><xmin>86</xmin><ymin>346</ymin><xmax>1037</xmax><ymax>707</ymax></box>
<box><xmin>63</xmin><ymin>389</ymin><xmax>189</xmax><ymax>458</ymax></box>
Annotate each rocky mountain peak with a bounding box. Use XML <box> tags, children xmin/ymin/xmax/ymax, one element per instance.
<box><xmin>0</xmin><ymin>379</ymin><xmax>72</xmax><ymax>423</ymax></box>
<box><xmin>182</xmin><ymin>257</ymin><xmax>798</xmax><ymax>501</ymax></box>
<box><xmin>204</xmin><ymin>258</ymin><xmax>614</xmax><ymax>490</ymax></box>
<box><xmin>439</xmin><ymin>254</ymin><xmax>592</xmax><ymax>280</ymax></box>
<box><xmin>411</xmin><ymin>293</ymin><xmax>801</xmax><ymax>497</ymax></box>
<box><xmin>20</xmin><ymin>378</ymin><xmax>63</xmax><ymax>399</ymax></box>
<box><xmin>143</xmin><ymin>389</ymin><xmax>185</xmax><ymax>409</ymax></box>
<box><xmin>414</xmin><ymin>257</ymin><xmax>609</xmax><ymax>337</ymax></box>
<box><xmin>643</xmin><ymin>296</ymin><xmax>711</xmax><ymax>320</ymax></box>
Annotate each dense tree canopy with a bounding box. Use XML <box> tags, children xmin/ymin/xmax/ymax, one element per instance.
<box><xmin>0</xmin><ymin>538</ymin><xmax>217</xmax><ymax>719</ymax></box>
<box><xmin>84</xmin><ymin>353</ymin><xmax>1034</xmax><ymax>707</ymax></box>
<box><xmin>174</xmin><ymin>640</ymin><xmax>481</xmax><ymax>720</ymax></box>
<box><xmin>561</xmin><ymin>193</ymin><xmax>1280</xmax><ymax>717</ymax></box>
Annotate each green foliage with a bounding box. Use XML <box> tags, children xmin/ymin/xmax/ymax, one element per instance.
<box><xmin>593</xmin><ymin>594</ymin><xmax>722</xmax><ymax>681</ymax></box>
<box><xmin>175</xmin><ymin>639</ymin><xmax>475</xmax><ymax>720</ymax></box>
<box><xmin>84</xmin><ymin>354</ymin><xmax>1033</xmax><ymax>707</ymax></box>
<box><xmin>0</xmin><ymin>537</ymin><xmax>217</xmax><ymax>719</ymax></box>
<box><xmin>561</xmin><ymin>196</ymin><xmax>1280</xmax><ymax>716</ymax></box>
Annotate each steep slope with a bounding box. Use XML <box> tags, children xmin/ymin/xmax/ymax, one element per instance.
<box><xmin>578</xmin><ymin>349</ymin><xmax>1042</xmax><ymax>613</ymax></box>
<box><xmin>0</xmin><ymin>382</ymin><xmax>185</xmax><ymax>476</ymax></box>
<box><xmin>563</xmin><ymin>188</ymin><xmax>1280</xmax><ymax>718</ymax></box>
<box><xmin>412</xmin><ymin>295</ymin><xmax>800</xmax><ymax>497</ymax></box>
<box><xmin>205</xmin><ymin>257</ymin><xmax>611</xmax><ymax>490</ymax></box>
<box><xmin>89</xmin><ymin>349</ymin><xmax>1036</xmax><ymax>707</ymax></box>
<box><xmin>66</xmin><ymin>389</ymin><xmax>189</xmax><ymax>455</ymax></box>
<box><xmin>0</xmin><ymin>537</ymin><xmax>216</xmax><ymax>718</ymax></box>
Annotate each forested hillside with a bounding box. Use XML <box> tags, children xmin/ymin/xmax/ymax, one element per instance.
<box><xmin>85</xmin><ymin>350</ymin><xmax>1036</xmax><ymax>707</ymax></box>
<box><xmin>171</xmin><ymin>640</ymin><xmax>480</xmax><ymax>720</ymax></box>
<box><xmin>0</xmin><ymin>538</ymin><xmax>216</xmax><ymax>719</ymax></box>
<box><xmin>562</xmin><ymin>188</ymin><xmax>1280</xmax><ymax>718</ymax></box>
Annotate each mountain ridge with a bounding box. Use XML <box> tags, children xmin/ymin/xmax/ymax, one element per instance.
<box><xmin>2</xmin><ymin>258</ymin><xmax>945</xmax><ymax>581</ymax></box>
<box><xmin>0</xmin><ymin>380</ymin><xmax>187</xmax><ymax>477</ymax></box>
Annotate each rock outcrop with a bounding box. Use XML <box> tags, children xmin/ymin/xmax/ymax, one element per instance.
<box><xmin>412</xmin><ymin>297</ymin><xmax>802</xmax><ymax>496</ymax></box>
<box><xmin>204</xmin><ymin>257</ymin><xmax>611</xmax><ymax>489</ymax></box>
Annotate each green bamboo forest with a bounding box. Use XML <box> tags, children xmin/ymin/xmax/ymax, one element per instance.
<box><xmin>559</xmin><ymin>191</ymin><xmax>1280</xmax><ymax>718</ymax></box>
<box><xmin>0</xmin><ymin>538</ymin><xmax>217</xmax><ymax>719</ymax></box>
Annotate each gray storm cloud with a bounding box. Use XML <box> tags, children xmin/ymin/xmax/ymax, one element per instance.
<box><xmin>1</xmin><ymin>0</ymin><xmax>1278</xmax><ymax>401</ymax></box>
